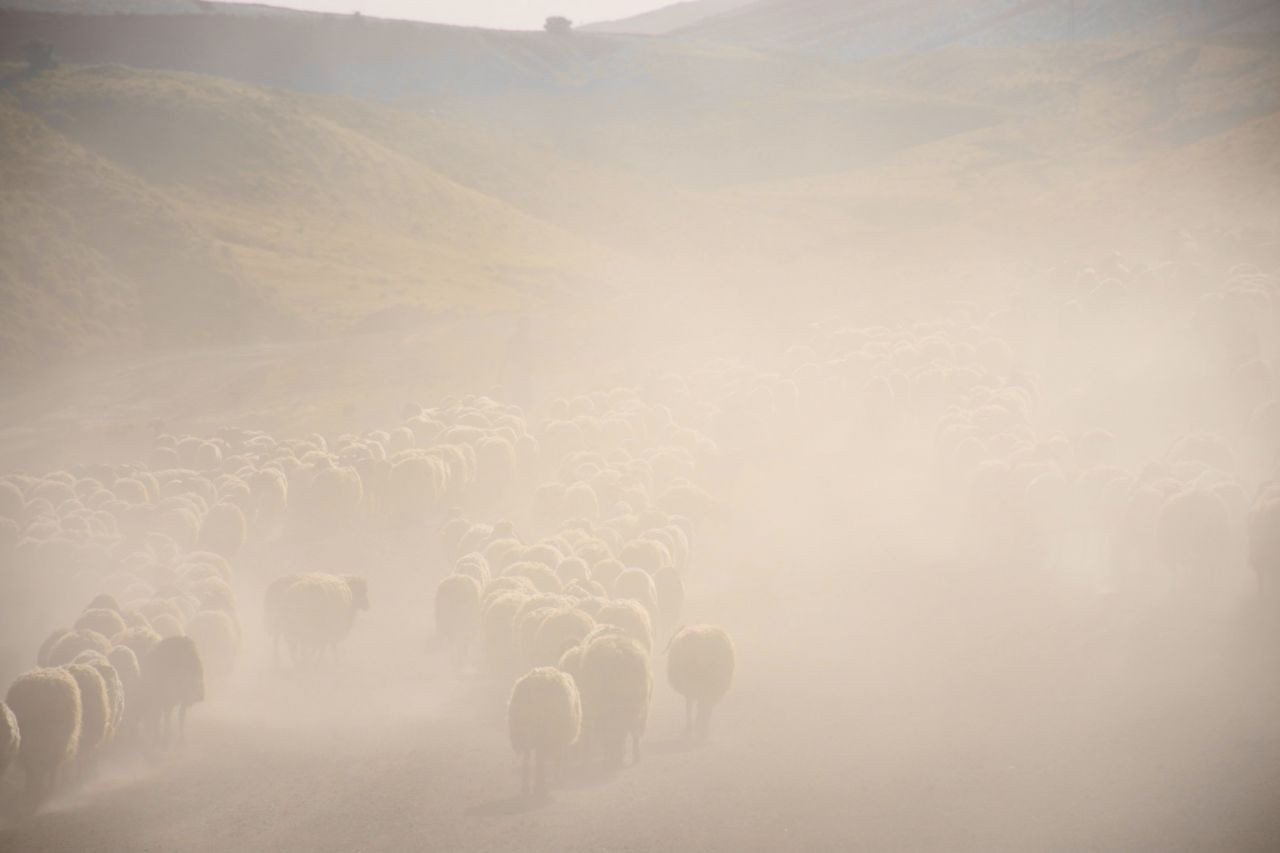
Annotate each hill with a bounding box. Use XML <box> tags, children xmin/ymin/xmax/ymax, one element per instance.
<box><xmin>678</xmin><ymin>0</ymin><xmax>1280</xmax><ymax>60</ymax></box>
<box><xmin>0</xmin><ymin>87</ymin><xmax>264</xmax><ymax>366</ymax></box>
<box><xmin>0</xmin><ymin>63</ymin><xmax>625</xmax><ymax>368</ymax></box>
<box><xmin>0</xmin><ymin>8</ymin><xmax>627</xmax><ymax>98</ymax></box>
<box><xmin>582</xmin><ymin>0</ymin><xmax>755</xmax><ymax>35</ymax></box>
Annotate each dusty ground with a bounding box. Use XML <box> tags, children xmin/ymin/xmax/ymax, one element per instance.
<box><xmin>2</xmin><ymin>490</ymin><xmax>1278</xmax><ymax>852</ymax></box>
<box><xmin>1</xmin><ymin>328</ymin><xmax>1278</xmax><ymax>853</ymax></box>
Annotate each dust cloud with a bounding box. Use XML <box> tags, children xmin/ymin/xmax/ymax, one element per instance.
<box><xmin>0</xmin><ymin>1</ymin><xmax>1279</xmax><ymax>851</ymax></box>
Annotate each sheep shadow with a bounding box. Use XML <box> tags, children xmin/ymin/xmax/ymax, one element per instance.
<box><xmin>467</xmin><ymin>793</ymin><xmax>551</xmax><ymax>817</ymax></box>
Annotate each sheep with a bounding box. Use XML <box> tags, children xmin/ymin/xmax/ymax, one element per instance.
<box><xmin>46</xmin><ymin>628</ymin><xmax>113</xmax><ymax>667</ymax></box>
<box><xmin>75</xmin><ymin>607</ymin><xmax>127</xmax><ymax>638</ymax></box>
<box><xmin>613</xmin><ymin>568</ymin><xmax>661</xmax><ymax>631</ymax></box>
<box><xmin>5</xmin><ymin>668</ymin><xmax>81</xmax><ymax>804</ymax></box>
<box><xmin>62</xmin><ymin>662</ymin><xmax>110</xmax><ymax>776</ymax></box>
<box><xmin>507</xmin><ymin>666</ymin><xmax>582</xmax><ymax>796</ymax></box>
<box><xmin>114</xmin><ymin>625</ymin><xmax>163</xmax><ymax>662</ymax></box>
<box><xmin>503</xmin><ymin>560</ymin><xmax>563</xmax><ymax>595</ymax></box>
<box><xmin>0</xmin><ymin>700</ymin><xmax>18</xmax><ymax>784</ymax></box>
<box><xmin>454</xmin><ymin>552</ymin><xmax>491</xmax><ymax>587</ymax></box>
<box><xmin>266</xmin><ymin>573</ymin><xmax>370</xmax><ymax>666</ymax></box>
<box><xmin>434</xmin><ymin>573</ymin><xmax>482</xmax><ymax>671</ymax></box>
<box><xmin>74</xmin><ymin>651</ymin><xmax>125</xmax><ymax>734</ymax></box>
<box><xmin>578</xmin><ymin>634</ymin><xmax>652</xmax><ymax>768</ymax></box>
<box><xmin>532</xmin><ymin>607</ymin><xmax>595</xmax><ymax>667</ymax></box>
<box><xmin>480</xmin><ymin>591</ymin><xmax>528</xmax><ymax>672</ymax></box>
<box><xmin>594</xmin><ymin>598</ymin><xmax>653</xmax><ymax>654</ymax></box>
<box><xmin>667</xmin><ymin>625</ymin><xmax>735</xmax><ymax>739</ymax></box>
<box><xmin>136</xmin><ymin>636</ymin><xmax>205</xmax><ymax>748</ymax></box>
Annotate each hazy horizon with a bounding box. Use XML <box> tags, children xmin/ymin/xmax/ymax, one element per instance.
<box><xmin>216</xmin><ymin>0</ymin><xmax>677</xmax><ymax>29</ymax></box>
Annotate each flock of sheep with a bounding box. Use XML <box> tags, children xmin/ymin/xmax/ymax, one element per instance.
<box><xmin>0</xmin><ymin>245</ymin><xmax>1278</xmax><ymax>815</ymax></box>
<box><xmin>0</xmin><ymin>346</ymin><xmax>744</xmax><ymax>810</ymax></box>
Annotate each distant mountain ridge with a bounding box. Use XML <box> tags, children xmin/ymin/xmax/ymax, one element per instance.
<box><xmin>677</xmin><ymin>0</ymin><xmax>1280</xmax><ymax>58</ymax></box>
<box><xmin>582</xmin><ymin>0</ymin><xmax>755</xmax><ymax>35</ymax></box>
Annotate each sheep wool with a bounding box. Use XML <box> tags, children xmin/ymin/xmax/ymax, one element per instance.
<box><xmin>0</xmin><ymin>699</ymin><xmax>18</xmax><ymax>781</ymax></box>
<box><xmin>267</xmin><ymin>573</ymin><xmax>369</xmax><ymax>666</ymax></box>
<box><xmin>5</xmin><ymin>668</ymin><xmax>82</xmax><ymax>802</ymax></box>
<box><xmin>667</xmin><ymin>625</ymin><xmax>736</xmax><ymax>739</ymax></box>
<box><xmin>137</xmin><ymin>636</ymin><xmax>205</xmax><ymax>748</ymax></box>
<box><xmin>64</xmin><ymin>663</ymin><xmax>111</xmax><ymax>763</ymax></box>
<box><xmin>578</xmin><ymin>634</ymin><xmax>652</xmax><ymax>768</ymax></box>
<box><xmin>507</xmin><ymin>666</ymin><xmax>582</xmax><ymax>795</ymax></box>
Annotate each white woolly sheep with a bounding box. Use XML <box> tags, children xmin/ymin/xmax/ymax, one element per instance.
<box><xmin>75</xmin><ymin>608</ymin><xmax>127</xmax><ymax>639</ymax></box>
<box><xmin>503</xmin><ymin>561</ymin><xmax>563</xmax><ymax>595</ymax></box>
<box><xmin>578</xmin><ymin>634</ymin><xmax>652</xmax><ymax>768</ymax></box>
<box><xmin>266</xmin><ymin>573</ymin><xmax>370</xmax><ymax>666</ymax></box>
<box><xmin>74</xmin><ymin>651</ymin><xmax>125</xmax><ymax>734</ymax></box>
<box><xmin>46</xmin><ymin>629</ymin><xmax>113</xmax><ymax>667</ymax></box>
<box><xmin>454</xmin><ymin>552</ymin><xmax>491</xmax><ymax>587</ymax></box>
<box><xmin>480</xmin><ymin>591</ymin><xmax>528</xmax><ymax>672</ymax></box>
<box><xmin>0</xmin><ymin>700</ymin><xmax>18</xmax><ymax>784</ymax></box>
<box><xmin>6</xmin><ymin>668</ymin><xmax>81</xmax><ymax>804</ymax></box>
<box><xmin>667</xmin><ymin>625</ymin><xmax>736</xmax><ymax>739</ymax></box>
<box><xmin>136</xmin><ymin>636</ymin><xmax>205</xmax><ymax>748</ymax></box>
<box><xmin>532</xmin><ymin>607</ymin><xmax>596</xmax><ymax>667</ymax></box>
<box><xmin>507</xmin><ymin>666</ymin><xmax>582</xmax><ymax>796</ymax></box>
<box><xmin>612</xmin><ymin>569</ymin><xmax>661</xmax><ymax>633</ymax></box>
<box><xmin>594</xmin><ymin>599</ymin><xmax>654</xmax><ymax>654</ymax></box>
<box><xmin>114</xmin><ymin>625</ymin><xmax>163</xmax><ymax>662</ymax></box>
<box><xmin>63</xmin><ymin>662</ymin><xmax>110</xmax><ymax>775</ymax></box>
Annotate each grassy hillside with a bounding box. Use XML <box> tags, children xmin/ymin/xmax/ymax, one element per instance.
<box><xmin>1</xmin><ymin>4</ymin><xmax>1277</xmax><ymax>371</ymax></box>
<box><xmin>0</xmin><ymin>64</ymin><xmax>627</xmax><ymax>369</ymax></box>
<box><xmin>0</xmin><ymin>88</ymin><xmax>266</xmax><ymax>366</ymax></box>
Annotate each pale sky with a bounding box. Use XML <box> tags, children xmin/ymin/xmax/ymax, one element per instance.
<box><xmin>220</xmin><ymin>0</ymin><xmax>676</xmax><ymax>30</ymax></box>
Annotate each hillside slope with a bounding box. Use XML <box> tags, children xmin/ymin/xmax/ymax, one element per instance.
<box><xmin>0</xmin><ymin>90</ymin><xmax>265</xmax><ymax>365</ymax></box>
<box><xmin>680</xmin><ymin>0</ymin><xmax>1280</xmax><ymax>59</ymax></box>
<box><xmin>0</xmin><ymin>64</ymin><xmax>623</xmax><ymax>368</ymax></box>
<box><xmin>582</xmin><ymin>0</ymin><xmax>755</xmax><ymax>35</ymax></box>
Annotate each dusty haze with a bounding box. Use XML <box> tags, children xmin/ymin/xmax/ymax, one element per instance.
<box><xmin>0</xmin><ymin>1</ymin><xmax>1279</xmax><ymax>851</ymax></box>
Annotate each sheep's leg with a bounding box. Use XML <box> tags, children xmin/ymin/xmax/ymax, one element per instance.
<box><xmin>521</xmin><ymin>750</ymin><xmax>531</xmax><ymax>797</ymax></box>
<box><xmin>684</xmin><ymin>698</ymin><xmax>694</xmax><ymax>739</ymax></box>
<box><xmin>178</xmin><ymin>703</ymin><xmax>188</xmax><ymax>744</ymax></box>
<box><xmin>161</xmin><ymin>706</ymin><xmax>173</xmax><ymax>749</ymax></box>
<box><xmin>534</xmin><ymin>751</ymin><xmax>546</xmax><ymax>795</ymax></box>
<box><xmin>631</xmin><ymin>731</ymin><xmax>642</xmax><ymax>765</ymax></box>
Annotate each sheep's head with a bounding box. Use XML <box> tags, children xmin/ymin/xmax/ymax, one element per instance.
<box><xmin>345</xmin><ymin>575</ymin><xmax>370</xmax><ymax>611</ymax></box>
